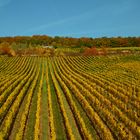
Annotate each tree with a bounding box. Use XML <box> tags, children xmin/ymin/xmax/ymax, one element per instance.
<box><xmin>0</xmin><ymin>42</ymin><xmax>16</xmax><ymax>56</ymax></box>
<box><xmin>83</xmin><ymin>47</ymin><xmax>98</xmax><ymax>56</ymax></box>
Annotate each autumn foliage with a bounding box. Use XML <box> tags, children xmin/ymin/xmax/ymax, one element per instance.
<box><xmin>83</xmin><ymin>46</ymin><xmax>109</xmax><ymax>56</ymax></box>
<box><xmin>84</xmin><ymin>47</ymin><xmax>98</xmax><ymax>56</ymax></box>
<box><xmin>0</xmin><ymin>42</ymin><xmax>16</xmax><ymax>56</ymax></box>
<box><xmin>0</xmin><ymin>36</ymin><xmax>140</xmax><ymax>48</ymax></box>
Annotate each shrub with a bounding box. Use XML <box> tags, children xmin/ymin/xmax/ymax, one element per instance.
<box><xmin>83</xmin><ymin>47</ymin><xmax>98</xmax><ymax>56</ymax></box>
<box><xmin>0</xmin><ymin>42</ymin><xmax>16</xmax><ymax>56</ymax></box>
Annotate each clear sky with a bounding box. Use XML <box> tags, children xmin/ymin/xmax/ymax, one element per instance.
<box><xmin>0</xmin><ymin>0</ymin><xmax>140</xmax><ymax>38</ymax></box>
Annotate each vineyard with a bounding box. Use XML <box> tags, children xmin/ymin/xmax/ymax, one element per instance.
<box><xmin>0</xmin><ymin>55</ymin><xmax>140</xmax><ymax>140</ymax></box>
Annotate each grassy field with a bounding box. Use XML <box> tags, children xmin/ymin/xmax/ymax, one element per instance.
<box><xmin>0</xmin><ymin>54</ymin><xmax>140</xmax><ymax>140</ymax></box>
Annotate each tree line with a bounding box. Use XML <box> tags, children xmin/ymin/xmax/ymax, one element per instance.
<box><xmin>0</xmin><ymin>35</ymin><xmax>140</xmax><ymax>48</ymax></box>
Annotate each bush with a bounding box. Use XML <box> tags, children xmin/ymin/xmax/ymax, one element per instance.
<box><xmin>83</xmin><ymin>47</ymin><xmax>98</xmax><ymax>56</ymax></box>
<box><xmin>0</xmin><ymin>42</ymin><xmax>16</xmax><ymax>56</ymax></box>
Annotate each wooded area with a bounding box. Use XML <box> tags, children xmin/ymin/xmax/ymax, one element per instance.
<box><xmin>0</xmin><ymin>36</ymin><xmax>140</xmax><ymax>48</ymax></box>
<box><xmin>0</xmin><ymin>36</ymin><xmax>140</xmax><ymax>56</ymax></box>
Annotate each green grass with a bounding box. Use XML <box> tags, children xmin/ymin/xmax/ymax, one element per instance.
<box><xmin>8</xmin><ymin>84</ymin><xmax>31</xmax><ymax>140</ymax></box>
<box><xmin>107</xmin><ymin>47</ymin><xmax>140</xmax><ymax>51</ymax></box>
<box><xmin>40</xmin><ymin>60</ymin><xmax>50</xmax><ymax>140</ymax></box>
<box><xmin>48</xmin><ymin>67</ymin><xmax>67</xmax><ymax>139</ymax></box>
<box><xmin>50</xmin><ymin>62</ymin><xmax>82</xmax><ymax>139</ymax></box>
<box><xmin>70</xmin><ymin>87</ymin><xmax>100</xmax><ymax>139</ymax></box>
<box><xmin>24</xmin><ymin>63</ymin><xmax>42</xmax><ymax>140</ymax></box>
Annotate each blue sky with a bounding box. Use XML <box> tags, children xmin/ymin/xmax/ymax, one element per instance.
<box><xmin>0</xmin><ymin>0</ymin><xmax>140</xmax><ymax>37</ymax></box>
